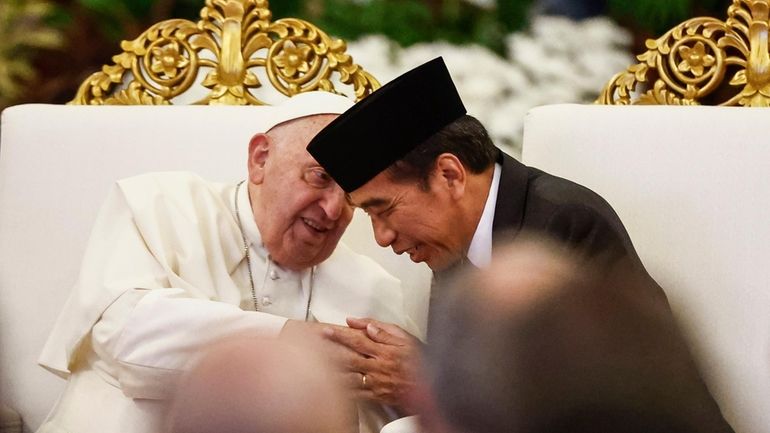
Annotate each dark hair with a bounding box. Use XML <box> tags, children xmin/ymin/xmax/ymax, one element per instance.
<box><xmin>386</xmin><ymin>115</ymin><xmax>498</xmax><ymax>186</ymax></box>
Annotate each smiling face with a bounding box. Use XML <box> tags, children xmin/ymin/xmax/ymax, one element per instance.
<box><xmin>349</xmin><ymin>155</ymin><xmax>474</xmax><ymax>271</ymax></box>
<box><xmin>247</xmin><ymin>114</ymin><xmax>352</xmax><ymax>270</ymax></box>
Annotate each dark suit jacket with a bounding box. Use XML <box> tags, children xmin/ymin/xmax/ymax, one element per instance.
<box><xmin>434</xmin><ymin>150</ymin><xmax>643</xmax><ymax>284</ymax></box>
<box><xmin>432</xmin><ymin>149</ymin><xmax>668</xmax><ymax>312</ymax></box>
<box><xmin>492</xmin><ymin>150</ymin><xmax>637</xmax><ymax>265</ymax></box>
<box><xmin>481</xmin><ymin>150</ymin><xmax>673</xmax><ymax>308</ymax></box>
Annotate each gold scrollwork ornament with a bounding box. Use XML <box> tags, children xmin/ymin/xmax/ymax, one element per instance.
<box><xmin>599</xmin><ymin>0</ymin><xmax>770</xmax><ymax>106</ymax></box>
<box><xmin>71</xmin><ymin>0</ymin><xmax>379</xmax><ymax>105</ymax></box>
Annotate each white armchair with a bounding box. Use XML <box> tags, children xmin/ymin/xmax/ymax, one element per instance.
<box><xmin>0</xmin><ymin>104</ymin><xmax>431</xmax><ymax>431</ymax></box>
<box><xmin>0</xmin><ymin>1</ymin><xmax>431</xmax><ymax>431</ymax></box>
<box><xmin>524</xmin><ymin>4</ymin><xmax>770</xmax><ymax>430</ymax></box>
<box><xmin>523</xmin><ymin>103</ymin><xmax>770</xmax><ymax>433</ymax></box>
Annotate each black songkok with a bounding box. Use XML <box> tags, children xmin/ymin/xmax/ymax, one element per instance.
<box><xmin>307</xmin><ymin>57</ymin><xmax>467</xmax><ymax>193</ymax></box>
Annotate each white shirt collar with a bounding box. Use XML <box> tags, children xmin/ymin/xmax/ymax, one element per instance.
<box><xmin>466</xmin><ymin>163</ymin><xmax>501</xmax><ymax>268</ymax></box>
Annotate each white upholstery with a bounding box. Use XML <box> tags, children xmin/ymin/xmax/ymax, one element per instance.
<box><xmin>522</xmin><ymin>103</ymin><xmax>770</xmax><ymax>433</ymax></box>
<box><xmin>0</xmin><ymin>104</ymin><xmax>432</xmax><ymax>431</ymax></box>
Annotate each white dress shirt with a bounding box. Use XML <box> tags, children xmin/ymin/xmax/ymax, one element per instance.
<box><xmin>466</xmin><ymin>163</ymin><xmax>502</xmax><ymax>268</ymax></box>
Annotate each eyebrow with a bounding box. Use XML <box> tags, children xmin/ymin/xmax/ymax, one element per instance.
<box><xmin>355</xmin><ymin>197</ymin><xmax>390</xmax><ymax>210</ymax></box>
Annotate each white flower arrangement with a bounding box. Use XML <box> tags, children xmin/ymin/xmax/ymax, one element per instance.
<box><xmin>346</xmin><ymin>15</ymin><xmax>633</xmax><ymax>157</ymax></box>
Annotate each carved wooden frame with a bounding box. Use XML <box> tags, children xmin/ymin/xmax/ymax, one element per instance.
<box><xmin>71</xmin><ymin>0</ymin><xmax>379</xmax><ymax>105</ymax></box>
<box><xmin>600</xmin><ymin>0</ymin><xmax>770</xmax><ymax>106</ymax></box>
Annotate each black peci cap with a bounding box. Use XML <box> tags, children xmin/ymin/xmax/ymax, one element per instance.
<box><xmin>307</xmin><ymin>57</ymin><xmax>467</xmax><ymax>192</ymax></box>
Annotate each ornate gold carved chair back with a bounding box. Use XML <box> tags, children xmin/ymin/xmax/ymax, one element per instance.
<box><xmin>71</xmin><ymin>0</ymin><xmax>378</xmax><ymax>105</ymax></box>
<box><xmin>600</xmin><ymin>0</ymin><xmax>770</xmax><ymax>106</ymax></box>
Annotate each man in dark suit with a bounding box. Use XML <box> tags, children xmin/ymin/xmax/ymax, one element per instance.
<box><xmin>306</xmin><ymin>57</ymin><xmax>664</xmax><ymax>413</ymax></box>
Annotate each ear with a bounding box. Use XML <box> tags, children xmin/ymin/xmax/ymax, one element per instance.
<box><xmin>247</xmin><ymin>133</ymin><xmax>270</xmax><ymax>185</ymax></box>
<box><xmin>432</xmin><ymin>153</ymin><xmax>466</xmax><ymax>199</ymax></box>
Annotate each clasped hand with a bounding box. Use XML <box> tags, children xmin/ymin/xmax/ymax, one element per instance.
<box><xmin>325</xmin><ymin>318</ymin><xmax>420</xmax><ymax>413</ymax></box>
<box><xmin>281</xmin><ymin>317</ymin><xmax>419</xmax><ymax>413</ymax></box>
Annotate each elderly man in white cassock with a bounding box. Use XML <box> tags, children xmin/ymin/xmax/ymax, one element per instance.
<box><xmin>35</xmin><ymin>92</ymin><xmax>415</xmax><ymax>433</ymax></box>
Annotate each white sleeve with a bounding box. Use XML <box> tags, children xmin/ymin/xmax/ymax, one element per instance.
<box><xmin>92</xmin><ymin>288</ymin><xmax>288</xmax><ymax>400</ymax></box>
<box><xmin>44</xmin><ymin>178</ymin><xmax>290</xmax><ymax>400</ymax></box>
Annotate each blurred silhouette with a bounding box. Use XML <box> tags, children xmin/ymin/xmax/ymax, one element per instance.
<box><xmin>166</xmin><ymin>332</ymin><xmax>356</xmax><ymax>433</ymax></box>
<box><xmin>416</xmin><ymin>235</ymin><xmax>734</xmax><ymax>433</ymax></box>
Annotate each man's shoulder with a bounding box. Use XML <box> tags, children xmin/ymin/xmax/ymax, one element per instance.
<box><xmin>517</xmin><ymin>166</ymin><xmax>624</xmax><ymax>230</ymax></box>
<box><xmin>518</xmin><ymin>166</ymin><xmax>637</xmax><ymax>261</ymax></box>
<box><xmin>114</xmin><ymin>171</ymin><xmax>234</xmax><ymax>215</ymax></box>
<box><xmin>523</xmin><ymin>166</ymin><xmax>612</xmax><ymax>215</ymax></box>
<box><xmin>525</xmin><ymin>167</ymin><xmax>606</xmax><ymax>207</ymax></box>
<box><xmin>497</xmin><ymin>151</ymin><xmax>611</xmax><ymax>214</ymax></box>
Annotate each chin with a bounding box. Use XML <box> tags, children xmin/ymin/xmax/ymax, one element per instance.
<box><xmin>427</xmin><ymin>262</ymin><xmax>449</xmax><ymax>272</ymax></box>
<box><xmin>289</xmin><ymin>250</ymin><xmax>335</xmax><ymax>270</ymax></box>
<box><xmin>426</xmin><ymin>254</ymin><xmax>460</xmax><ymax>272</ymax></box>
<box><xmin>424</xmin><ymin>258</ymin><xmax>444</xmax><ymax>272</ymax></box>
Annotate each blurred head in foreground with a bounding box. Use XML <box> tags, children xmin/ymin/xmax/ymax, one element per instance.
<box><xmin>417</xmin><ymin>236</ymin><xmax>733</xmax><ymax>433</ymax></box>
<box><xmin>166</xmin><ymin>333</ymin><xmax>354</xmax><ymax>433</ymax></box>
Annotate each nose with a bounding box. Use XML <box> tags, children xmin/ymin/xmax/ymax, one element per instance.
<box><xmin>371</xmin><ymin>216</ymin><xmax>396</xmax><ymax>248</ymax></box>
<box><xmin>319</xmin><ymin>186</ymin><xmax>348</xmax><ymax>221</ymax></box>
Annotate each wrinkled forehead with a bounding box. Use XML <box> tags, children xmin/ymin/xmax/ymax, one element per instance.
<box><xmin>346</xmin><ymin>170</ymin><xmax>398</xmax><ymax>208</ymax></box>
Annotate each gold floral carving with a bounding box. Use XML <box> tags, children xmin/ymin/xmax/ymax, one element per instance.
<box><xmin>599</xmin><ymin>0</ymin><xmax>770</xmax><ymax>106</ymax></box>
<box><xmin>70</xmin><ymin>0</ymin><xmax>379</xmax><ymax>105</ymax></box>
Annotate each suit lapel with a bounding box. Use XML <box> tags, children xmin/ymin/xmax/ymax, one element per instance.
<box><xmin>492</xmin><ymin>150</ymin><xmax>529</xmax><ymax>238</ymax></box>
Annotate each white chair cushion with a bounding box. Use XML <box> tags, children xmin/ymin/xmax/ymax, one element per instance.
<box><xmin>522</xmin><ymin>103</ymin><xmax>770</xmax><ymax>433</ymax></box>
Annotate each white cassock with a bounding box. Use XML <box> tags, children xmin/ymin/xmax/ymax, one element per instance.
<box><xmin>37</xmin><ymin>171</ymin><xmax>415</xmax><ymax>433</ymax></box>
